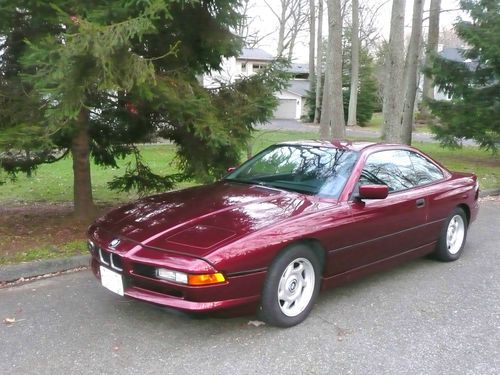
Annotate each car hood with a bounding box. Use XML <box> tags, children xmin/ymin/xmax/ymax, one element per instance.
<box><xmin>91</xmin><ymin>181</ymin><xmax>324</xmax><ymax>257</ymax></box>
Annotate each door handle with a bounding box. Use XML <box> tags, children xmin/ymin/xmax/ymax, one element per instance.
<box><xmin>416</xmin><ymin>198</ymin><xmax>425</xmax><ymax>208</ymax></box>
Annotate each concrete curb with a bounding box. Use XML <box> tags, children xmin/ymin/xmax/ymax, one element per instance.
<box><xmin>1</xmin><ymin>189</ymin><xmax>499</xmax><ymax>283</ymax></box>
<box><xmin>0</xmin><ymin>255</ymin><xmax>90</xmax><ymax>283</ymax></box>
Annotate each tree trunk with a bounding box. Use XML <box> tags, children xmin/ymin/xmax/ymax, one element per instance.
<box><xmin>401</xmin><ymin>0</ymin><xmax>424</xmax><ymax>145</ymax></box>
<box><xmin>314</xmin><ymin>0</ymin><xmax>324</xmax><ymax>124</ymax></box>
<box><xmin>382</xmin><ymin>0</ymin><xmax>406</xmax><ymax>143</ymax></box>
<box><xmin>347</xmin><ymin>0</ymin><xmax>359</xmax><ymax>127</ymax></box>
<box><xmin>422</xmin><ymin>0</ymin><xmax>440</xmax><ymax>106</ymax></box>
<box><xmin>246</xmin><ymin>140</ymin><xmax>253</xmax><ymax>159</ymax></box>
<box><xmin>276</xmin><ymin>0</ymin><xmax>287</xmax><ymax>56</ymax></box>
<box><xmin>309</xmin><ymin>0</ymin><xmax>316</xmax><ymax>90</ymax></box>
<box><xmin>320</xmin><ymin>0</ymin><xmax>345</xmax><ymax>139</ymax></box>
<box><xmin>71</xmin><ymin>108</ymin><xmax>95</xmax><ymax>220</ymax></box>
<box><xmin>287</xmin><ymin>28</ymin><xmax>299</xmax><ymax>60</ymax></box>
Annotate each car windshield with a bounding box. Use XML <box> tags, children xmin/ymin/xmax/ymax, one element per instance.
<box><xmin>224</xmin><ymin>144</ymin><xmax>358</xmax><ymax>198</ymax></box>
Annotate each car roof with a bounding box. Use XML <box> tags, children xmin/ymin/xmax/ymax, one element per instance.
<box><xmin>277</xmin><ymin>139</ymin><xmax>383</xmax><ymax>152</ymax></box>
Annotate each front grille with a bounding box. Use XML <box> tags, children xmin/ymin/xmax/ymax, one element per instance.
<box><xmin>98</xmin><ymin>248</ymin><xmax>123</xmax><ymax>272</ymax></box>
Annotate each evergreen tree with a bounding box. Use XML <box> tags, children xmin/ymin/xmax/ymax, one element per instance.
<box><xmin>0</xmin><ymin>0</ymin><xmax>288</xmax><ymax>217</ymax></box>
<box><xmin>425</xmin><ymin>0</ymin><xmax>499</xmax><ymax>150</ymax></box>
<box><xmin>342</xmin><ymin>48</ymin><xmax>379</xmax><ymax>126</ymax></box>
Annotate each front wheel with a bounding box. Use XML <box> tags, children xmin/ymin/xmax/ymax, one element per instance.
<box><xmin>259</xmin><ymin>244</ymin><xmax>321</xmax><ymax>327</ymax></box>
<box><xmin>434</xmin><ymin>207</ymin><xmax>468</xmax><ymax>262</ymax></box>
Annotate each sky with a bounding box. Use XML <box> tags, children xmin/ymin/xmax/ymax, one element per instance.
<box><xmin>245</xmin><ymin>0</ymin><xmax>466</xmax><ymax>62</ymax></box>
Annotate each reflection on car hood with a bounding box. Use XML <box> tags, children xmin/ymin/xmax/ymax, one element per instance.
<box><xmin>93</xmin><ymin>181</ymin><xmax>324</xmax><ymax>256</ymax></box>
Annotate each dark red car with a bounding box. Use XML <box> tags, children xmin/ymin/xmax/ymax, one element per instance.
<box><xmin>87</xmin><ymin>141</ymin><xmax>479</xmax><ymax>327</ymax></box>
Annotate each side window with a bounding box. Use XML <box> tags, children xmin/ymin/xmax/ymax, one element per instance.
<box><xmin>409</xmin><ymin>152</ymin><xmax>444</xmax><ymax>185</ymax></box>
<box><xmin>360</xmin><ymin>150</ymin><xmax>417</xmax><ymax>192</ymax></box>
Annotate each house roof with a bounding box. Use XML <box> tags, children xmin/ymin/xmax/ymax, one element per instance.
<box><xmin>238</xmin><ymin>48</ymin><xmax>274</xmax><ymax>61</ymax></box>
<box><xmin>440</xmin><ymin>47</ymin><xmax>466</xmax><ymax>62</ymax></box>
<box><xmin>440</xmin><ymin>47</ymin><xmax>478</xmax><ymax>70</ymax></box>
<box><xmin>285</xmin><ymin>79</ymin><xmax>310</xmax><ymax>97</ymax></box>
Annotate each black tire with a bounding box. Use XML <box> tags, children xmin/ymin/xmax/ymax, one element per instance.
<box><xmin>434</xmin><ymin>207</ymin><xmax>468</xmax><ymax>262</ymax></box>
<box><xmin>259</xmin><ymin>244</ymin><xmax>322</xmax><ymax>327</ymax></box>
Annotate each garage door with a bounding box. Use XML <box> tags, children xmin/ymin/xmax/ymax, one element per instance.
<box><xmin>274</xmin><ymin>99</ymin><xmax>296</xmax><ymax>119</ymax></box>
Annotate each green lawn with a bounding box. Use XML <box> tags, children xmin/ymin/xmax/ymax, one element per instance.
<box><xmin>365</xmin><ymin>112</ymin><xmax>431</xmax><ymax>134</ymax></box>
<box><xmin>0</xmin><ymin>144</ymin><xmax>191</xmax><ymax>205</ymax></box>
<box><xmin>0</xmin><ymin>130</ymin><xmax>499</xmax><ymax>206</ymax></box>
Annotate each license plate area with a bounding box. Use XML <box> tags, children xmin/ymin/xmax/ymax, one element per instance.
<box><xmin>100</xmin><ymin>266</ymin><xmax>124</xmax><ymax>296</ymax></box>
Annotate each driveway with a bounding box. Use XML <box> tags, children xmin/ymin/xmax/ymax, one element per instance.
<box><xmin>262</xmin><ymin>119</ymin><xmax>477</xmax><ymax>145</ymax></box>
<box><xmin>1</xmin><ymin>201</ymin><xmax>499</xmax><ymax>374</ymax></box>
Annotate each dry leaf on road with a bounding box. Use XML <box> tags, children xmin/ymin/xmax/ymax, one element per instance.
<box><xmin>247</xmin><ymin>320</ymin><xmax>265</xmax><ymax>327</ymax></box>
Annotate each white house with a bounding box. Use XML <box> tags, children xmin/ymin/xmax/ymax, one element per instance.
<box><xmin>203</xmin><ymin>48</ymin><xmax>274</xmax><ymax>88</ymax></box>
<box><xmin>203</xmin><ymin>48</ymin><xmax>310</xmax><ymax>120</ymax></box>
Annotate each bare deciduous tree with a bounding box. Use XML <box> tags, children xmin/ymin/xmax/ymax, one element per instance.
<box><xmin>347</xmin><ymin>0</ymin><xmax>359</xmax><ymax>126</ymax></box>
<box><xmin>314</xmin><ymin>0</ymin><xmax>324</xmax><ymax>124</ymax></box>
<box><xmin>358</xmin><ymin>0</ymin><xmax>389</xmax><ymax>50</ymax></box>
<box><xmin>309</xmin><ymin>0</ymin><xmax>316</xmax><ymax>90</ymax></box>
<box><xmin>422</xmin><ymin>0</ymin><xmax>440</xmax><ymax>104</ymax></box>
<box><xmin>235</xmin><ymin>0</ymin><xmax>275</xmax><ymax>48</ymax></box>
<box><xmin>401</xmin><ymin>0</ymin><xmax>425</xmax><ymax>145</ymax></box>
<box><xmin>382</xmin><ymin>0</ymin><xmax>406</xmax><ymax>142</ymax></box>
<box><xmin>320</xmin><ymin>0</ymin><xmax>345</xmax><ymax>139</ymax></box>
<box><xmin>265</xmin><ymin>0</ymin><xmax>310</xmax><ymax>58</ymax></box>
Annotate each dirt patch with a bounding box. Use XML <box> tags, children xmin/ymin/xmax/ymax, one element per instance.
<box><xmin>0</xmin><ymin>202</ymin><xmax>115</xmax><ymax>261</ymax></box>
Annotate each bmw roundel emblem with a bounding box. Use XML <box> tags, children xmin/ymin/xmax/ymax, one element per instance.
<box><xmin>110</xmin><ymin>238</ymin><xmax>121</xmax><ymax>247</ymax></box>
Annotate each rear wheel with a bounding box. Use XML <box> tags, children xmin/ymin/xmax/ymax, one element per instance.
<box><xmin>434</xmin><ymin>207</ymin><xmax>468</xmax><ymax>262</ymax></box>
<box><xmin>259</xmin><ymin>244</ymin><xmax>321</xmax><ymax>327</ymax></box>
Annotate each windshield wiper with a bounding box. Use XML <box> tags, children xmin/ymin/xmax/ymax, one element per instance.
<box><xmin>223</xmin><ymin>178</ymin><xmax>269</xmax><ymax>187</ymax></box>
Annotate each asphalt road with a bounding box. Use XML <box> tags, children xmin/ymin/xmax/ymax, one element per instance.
<box><xmin>1</xmin><ymin>201</ymin><xmax>499</xmax><ymax>375</ymax></box>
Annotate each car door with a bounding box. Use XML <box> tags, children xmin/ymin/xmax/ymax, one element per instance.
<box><xmin>407</xmin><ymin>150</ymin><xmax>449</xmax><ymax>241</ymax></box>
<box><xmin>328</xmin><ymin>149</ymin><xmax>429</xmax><ymax>275</ymax></box>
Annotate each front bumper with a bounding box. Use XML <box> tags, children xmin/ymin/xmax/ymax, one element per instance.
<box><xmin>89</xmin><ymin>249</ymin><xmax>265</xmax><ymax>313</ymax></box>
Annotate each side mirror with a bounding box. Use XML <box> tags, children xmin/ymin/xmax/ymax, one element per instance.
<box><xmin>357</xmin><ymin>184</ymin><xmax>389</xmax><ymax>200</ymax></box>
<box><xmin>227</xmin><ymin>167</ymin><xmax>236</xmax><ymax>173</ymax></box>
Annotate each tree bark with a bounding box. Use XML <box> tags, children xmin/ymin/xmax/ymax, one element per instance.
<box><xmin>320</xmin><ymin>0</ymin><xmax>345</xmax><ymax>139</ymax></box>
<box><xmin>71</xmin><ymin>107</ymin><xmax>95</xmax><ymax>219</ymax></box>
<box><xmin>382</xmin><ymin>0</ymin><xmax>406</xmax><ymax>143</ymax></box>
<box><xmin>314</xmin><ymin>0</ymin><xmax>324</xmax><ymax>124</ymax></box>
<box><xmin>276</xmin><ymin>0</ymin><xmax>287</xmax><ymax>56</ymax></box>
<box><xmin>347</xmin><ymin>0</ymin><xmax>359</xmax><ymax>127</ymax></box>
<box><xmin>401</xmin><ymin>0</ymin><xmax>424</xmax><ymax>145</ymax></box>
<box><xmin>422</xmin><ymin>0</ymin><xmax>440</xmax><ymax>104</ymax></box>
<box><xmin>309</xmin><ymin>0</ymin><xmax>316</xmax><ymax>90</ymax></box>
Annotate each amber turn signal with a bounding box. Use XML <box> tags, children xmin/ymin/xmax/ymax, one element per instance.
<box><xmin>188</xmin><ymin>273</ymin><xmax>226</xmax><ymax>286</ymax></box>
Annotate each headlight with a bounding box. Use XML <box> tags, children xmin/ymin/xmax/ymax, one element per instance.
<box><xmin>156</xmin><ymin>268</ymin><xmax>188</xmax><ymax>284</ymax></box>
<box><xmin>156</xmin><ymin>268</ymin><xmax>226</xmax><ymax>285</ymax></box>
